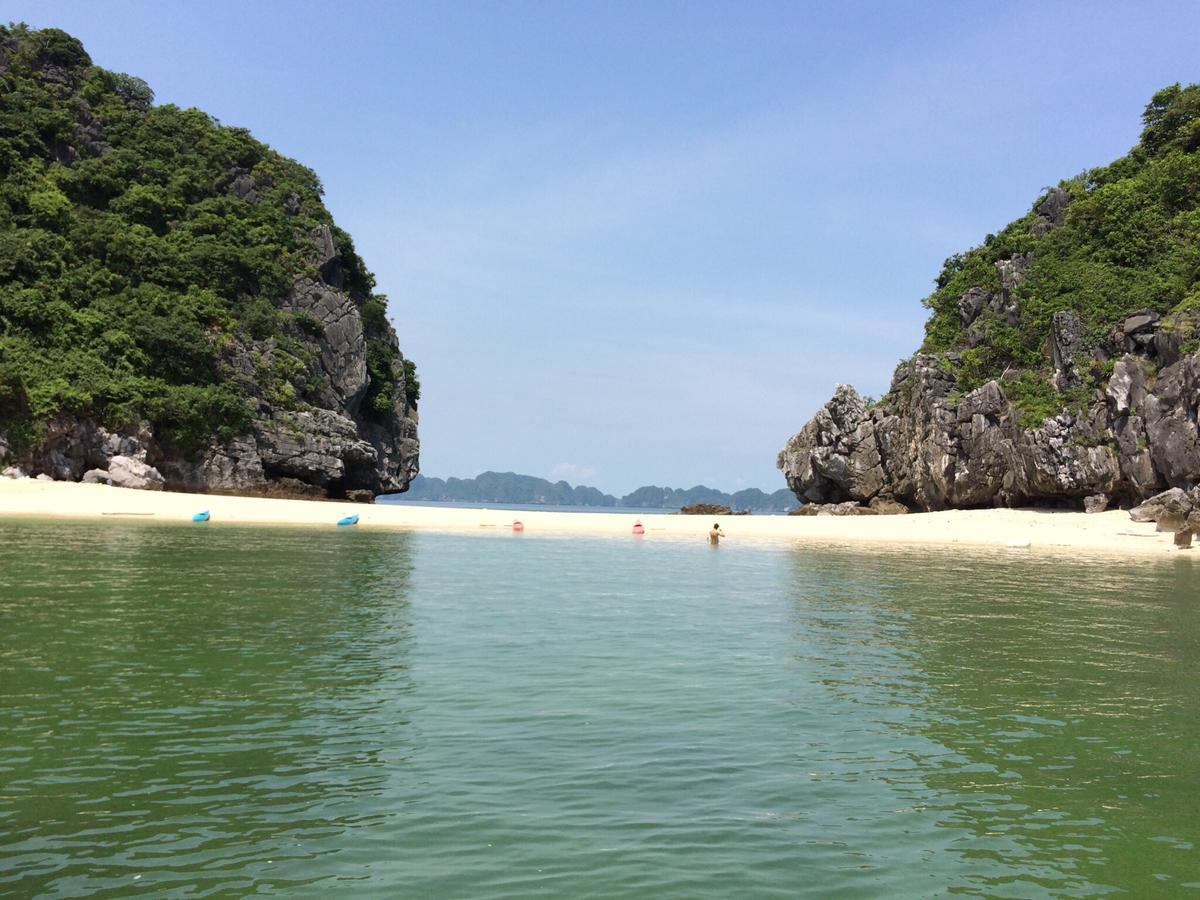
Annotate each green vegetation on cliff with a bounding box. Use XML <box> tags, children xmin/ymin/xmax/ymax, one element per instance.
<box><xmin>918</xmin><ymin>83</ymin><xmax>1200</xmax><ymax>425</ymax></box>
<box><xmin>0</xmin><ymin>24</ymin><xmax>415</xmax><ymax>453</ymax></box>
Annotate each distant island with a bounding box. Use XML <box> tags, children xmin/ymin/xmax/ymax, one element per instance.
<box><xmin>399</xmin><ymin>472</ymin><xmax>798</xmax><ymax>512</ymax></box>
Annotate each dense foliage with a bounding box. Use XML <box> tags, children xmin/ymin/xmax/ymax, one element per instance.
<box><xmin>406</xmin><ymin>472</ymin><xmax>799</xmax><ymax>511</ymax></box>
<box><xmin>918</xmin><ymin>83</ymin><xmax>1200</xmax><ymax>425</ymax></box>
<box><xmin>0</xmin><ymin>24</ymin><xmax>414</xmax><ymax>453</ymax></box>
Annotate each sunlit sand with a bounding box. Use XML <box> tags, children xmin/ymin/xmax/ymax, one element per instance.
<box><xmin>0</xmin><ymin>478</ymin><xmax>1187</xmax><ymax>558</ymax></box>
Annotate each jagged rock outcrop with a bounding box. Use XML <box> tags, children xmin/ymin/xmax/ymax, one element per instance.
<box><xmin>679</xmin><ymin>503</ymin><xmax>735</xmax><ymax>516</ymax></box>
<box><xmin>777</xmin><ymin>347</ymin><xmax>1200</xmax><ymax>511</ymax></box>
<box><xmin>1051</xmin><ymin>310</ymin><xmax>1083</xmax><ymax>390</ymax></box>
<box><xmin>19</xmin><ymin>418</ymin><xmax>153</xmax><ymax>482</ymax></box>
<box><xmin>1031</xmin><ymin>187</ymin><xmax>1071</xmax><ymax>235</ymax></box>
<box><xmin>779</xmin><ymin>348</ymin><xmax>1200</xmax><ymax>512</ymax></box>
<box><xmin>957</xmin><ymin>256</ymin><xmax>1030</xmax><ymax>348</ymax></box>
<box><xmin>1130</xmin><ymin>487</ymin><xmax>1192</xmax><ymax>527</ymax></box>
<box><xmin>779</xmin><ymin>85</ymin><xmax>1200</xmax><ymax>512</ymax></box>
<box><xmin>1129</xmin><ymin>487</ymin><xmax>1200</xmax><ymax>547</ymax></box>
<box><xmin>82</xmin><ymin>456</ymin><xmax>165</xmax><ymax>490</ymax></box>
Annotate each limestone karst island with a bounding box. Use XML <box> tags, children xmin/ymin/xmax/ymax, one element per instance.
<box><xmin>0</xmin><ymin>26</ymin><xmax>418</xmax><ymax>499</ymax></box>
<box><xmin>3</xmin><ymin>11</ymin><xmax>1200</xmax><ymax>897</ymax></box>
<box><xmin>780</xmin><ymin>82</ymin><xmax>1200</xmax><ymax>530</ymax></box>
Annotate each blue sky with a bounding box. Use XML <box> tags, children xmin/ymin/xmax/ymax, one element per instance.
<box><xmin>12</xmin><ymin>2</ymin><xmax>1200</xmax><ymax>494</ymax></box>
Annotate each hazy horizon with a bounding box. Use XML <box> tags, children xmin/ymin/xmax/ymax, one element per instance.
<box><xmin>10</xmin><ymin>1</ymin><xmax>1200</xmax><ymax>495</ymax></box>
<box><xmin>409</xmin><ymin>468</ymin><xmax>793</xmax><ymax>498</ymax></box>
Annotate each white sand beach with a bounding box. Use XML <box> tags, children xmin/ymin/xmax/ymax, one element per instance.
<box><xmin>0</xmin><ymin>477</ymin><xmax>1187</xmax><ymax>558</ymax></box>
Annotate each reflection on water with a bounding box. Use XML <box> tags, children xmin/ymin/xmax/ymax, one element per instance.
<box><xmin>1</xmin><ymin>522</ymin><xmax>1198</xmax><ymax>897</ymax></box>
<box><xmin>785</xmin><ymin>549</ymin><xmax>1200</xmax><ymax>896</ymax></box>
<box><xmin>0</xmin><ymin>522</ymin><xmax>416</xmax><ymax>895</ymax></box>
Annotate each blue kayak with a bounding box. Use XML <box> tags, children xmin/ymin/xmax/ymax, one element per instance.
<box><xmin>336</xmin><ymin>514</ymin><xmax>359</xmax><ymax>527</ymax></box>
<box><xmin>192</xmin><ymin>510</ymin><xmax>210</xmax><ymax>523</ymax></box>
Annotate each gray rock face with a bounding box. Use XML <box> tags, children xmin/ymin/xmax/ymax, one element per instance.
<box><xmin>1032</xmin><ymin>188</ymin><xmax>1071</xmax><ymax>235</ymax></box>
<box><xmin>1120</xmin><ymin>310</ymin><xmax>1162</xmax><ymax>357</ymax></box>
<box><xmin>1142</xmin><ymin>353</ymin><xmax>1200</xmax><ymax>487</ymax></box>
<box><xmin>22</xmin><ymin>418</ymin><xmax>154</xmax><ymax>482</ymax></box>
<box><xmin>230</xmin><ymin>168</ymin><xmax>259</xmax><ymax>203</ymax></box>
<box><xmin>958</xmin><ymin>288</ymin><xmax>989</xmax><ymax>327</ymax></box>
<box><xmin>157</xmin><ymin>434</ymin><xmax>266</xmax><ymax>494</ymax></box>
<box><xmin>1129</xmin><ymin>487</ymin><xmax>1200</xmax><ymax>545</ymax></box>
<box><xmin>869</xmin><ymin>495</ymin><xmax>910</xmax><ymax>514</ymax></box>
<box><xmin>1124</xmin><ymin>312</ymin><xmax>1158</xmax><ymax>336</ymax></box>
<box><xmin>257</xmin><ymin>409</ymin><xmax>377</xmax><ymax>487</ymax></box>
<box><xmin>362</xmin><ymin>402</ymin><xmax>420</xmax><ymax>494</ymax></box>
<box><xmin>778</xmin><ymin>348</ymin><xmax>1200</xmax><ymax>512</ymax></box>
<box><xmin>993</xmin><ymin>254</ymin><xmax>1029</xmax><ymax>326</ymax></box>
<box><xmin>311</xmin><ymin>224</ymin><xmax>344</xmax><ymax>290</ymax></box>
<box><xmin>1129</xmin><ymin>487</ymin><xmax>1189</xmax><ymax>523</ymax></box>
<box><xmin>957</xmin><ymin>258</ymin><xmax>1027</xmax><ymax>343</ymax></box>
<box><xmin>778</xmin><ymin>384</ymin><xmax>885</xmax><ymax>504</ymax></box>
<box><xmin>285</xmin><ymin>278</ymin><xmax>369</xmax><ymax>411</ymax></box>
<box><xmin>82</xmin><ymin>456</ymin><xmax>165</xmax><ymax>490</ymax></box>
<box><xmin>153</xmin><ymin>374</ymin><xmax>418</xmax><ymax>498</ymax></box>
<box><xmin>1051</xmin><ymin>310</ymin><xmax>1083</xmax><ymax>390</ymax></box>
<box><xmin>791</xmin><ymin>501</ymin><xmax>879</xmax><ymax>516</ymax></box>
<box><xmin>7</xmin><ymin>278</ymin><xmax>419</xmax><ymax>499</ymax></box>
<box><xmin>72</xmin><ymin>106</ymin><xmax>108</xmax><ymax>158</ymax></box>
<box><xmin>1104</xmin><ymin>358</ymin><xmax>1159</xmax><ymax>497</ymax></box>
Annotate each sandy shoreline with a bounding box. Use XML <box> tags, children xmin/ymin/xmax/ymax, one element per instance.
<box><xmin>0</xmin><ymin>477</ymin><xmax>1190</xmax><ymax>558</ymax></box>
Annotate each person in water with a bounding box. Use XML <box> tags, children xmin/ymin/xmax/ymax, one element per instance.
<box><xmin>709</xmin><ymin>523</ymin><xmax>726</xmax><ymax>545</ymax></box>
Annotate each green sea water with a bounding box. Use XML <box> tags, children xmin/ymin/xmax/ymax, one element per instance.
<box><xmin>1</xmin><ymin>519</ymin><xmax>1198</xmax><ymax>898</ymax></box>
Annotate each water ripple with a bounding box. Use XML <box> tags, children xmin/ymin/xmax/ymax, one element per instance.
<box><xmin>1</xmin><ymin>522</ymin><xmax>1198</xmax><ymax>896</ymax></box>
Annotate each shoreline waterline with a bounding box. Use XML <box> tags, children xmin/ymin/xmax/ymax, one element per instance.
<box><xmin>0</xmin><ymin>478</ymin><xmax>1188</xmax><ymax>558</ymax></box>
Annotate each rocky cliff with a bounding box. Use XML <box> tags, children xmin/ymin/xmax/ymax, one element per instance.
<box><xmin>0</xmin><ymin>26</ymin><xmax>417</xmax><ymax>497</ymax></box>
<box><xmin>779</xmin><ymin>85</ymin><xmax>1200</xmax><ymax>512</ymax></box>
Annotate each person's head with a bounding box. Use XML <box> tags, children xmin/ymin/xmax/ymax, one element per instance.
<box><xmin>713</xmin><ymin>523</ymin><xmax>719</xmax><ymax>529</ymax></box>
